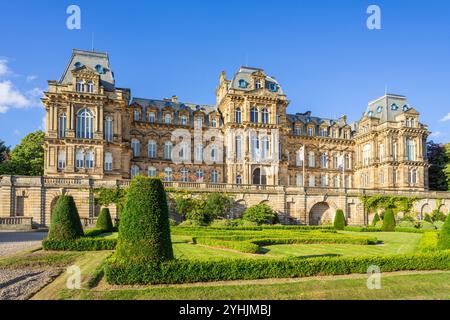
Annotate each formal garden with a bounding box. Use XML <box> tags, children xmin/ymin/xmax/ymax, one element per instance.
<box><xmin>2</xmin><ymin>176</ymin><xmax>450</xmax><ymax>300</ymax></box>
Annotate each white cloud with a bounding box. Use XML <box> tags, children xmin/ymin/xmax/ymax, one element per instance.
<box><xmin>440</xmin><ymin>112</ymin><xmax>450</xmax><ymax>122</ymax></box>
<box><xmin>430</xmin><ymin>131</ymin><xmax>443</xmax><ymax>138</ymax></box>
<box><xmin>0</xmin><ymin>80</ymin><xmax>31</xmax><ymax>113</ymax></box>
<box><xmin>0</xmin><ymin>59</ymin><xmax>9</xmax><ymax>77</ymax></box>
<box><xmin>26</xmin><ymin>75</ymin><xmax>37</xmax><ymax>82</ymax></box>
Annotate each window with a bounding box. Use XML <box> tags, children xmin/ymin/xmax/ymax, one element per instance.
<box><xmin>85</xmin><ymin>150</ymin><xmax>94</xmax><ymax>169</ymax></box>
<box><xmin>379</xmin><ymin>143</ymin><xmax>385</xmax><ymax>162</ymax></box>
<box><xmin>164</xmin><ymin>114</ymin><xmax>172</xmax><ymax>124</ymax></box>
<box><xmin>211</xmin><ymin>118</ymin><xmax>217</xmax><ymax>128</ymax></box>
<box><xmin>393</xmin><ymin>142</ymin><xmax>398</xmax><ymax>161</ymax></box>
<box><xmin>105</xmin><ymin>116</ymin><xmax>113</xmax><ymax>142</ymax></box>
<box><xmin>59</xmin><ymin>114</ymin><xmax>67</xmax><ymax>138</ymax></box>
<box><xmin>320</xmin><ymin>128</ymin><xmax>327</xmax><ymax>137</ymax></box>
<box><xmin>195</xmin><ymin>144</ymin><xmax>203</xmax><ymax>163</ymax></box>
<box><xmin>164</xmin><ymin>167</ymin><xmax>173</xmax><ymax>182</ymax></box>
<box><xmin>76</xmin><ymin>81</ymin><xmax>85</xmax><ymax>92</ymax></box>
<box><xmin>296</xmin><ymin>174</ymin><xmax>303</xmax><ymax>187</ymax></box>
<box><xmin>235</xmin><ymin>136</ymin><xmax>242</xmax><ymax>160</ymax></box>
<box><xmin>211</xmin><ymin>170</ymin><xmax>218</xmax><ymax>184</ymax></box>
<box><xmin>262</xmin><ymin>109</ymin><xmax>269</xmax><ymax>124</ymax></box>
<box><xmin>408</xmin><ymin>169</ymin><xmax>417</xmax><ymax>185</ymax></box>
<box><xmin>250</xmin><ymin>107</ymin><xmax>259</xmax><ymax>123</ymax></box>
<box><xmin>345</xmin><ymin>176</ymin><xmax>351</xmax><ymax>188</ymax></box>
<box><xmin>236</xmin><ymin>175</ymin><xmax>242</xmax><ymax>185</ymax></box>
<box><xmin>251</xmin><ymin>135</ymin><xmax>259</xmax><ymax>161</ymax></box>
<box><xmin>196</xmin><ymin>117</ymin><xmax>203</xmax><ymax>128</ymax></box>
<box><xmin>180</xmin><ymin>115</ymin><xmax>188</xmax><ymax>126</ymax></box>
<box><xmin>58</xmin><ymin>150</ymin><xmax>66</xmax><ymax>170</ymax></box>
<box><xmin>196</xmin><ymin>170</ymin><xmax>204</xmax><ymax>182</ymax></box>
<box><xmin>308</xmin><ymin>175</ymin><xmax>316</xmax><ymax>187</ymax></box>
<box><xmin>393</xmin><ymin>170</ymin><xmax>398</xmax><ymax>184</ymax></box>
<box><xmin>308</xmin><ymin>151</ymin><xmax>315</xmax><ymax>168</ymax></box>
<box><xmin>294</xmin><ymin>126</ymin><xmax>302</xmax><ymax>135</ymax></box>
<box><xmin>391</xmin><ymin>104</ymin><xmax>398</xmax><ymax>111</ymax></box>
<box><xmin>321</xmin><ymin>175</ymin><xmax>328</xmax><ymax>187</ymax></box>
<box><xmin>255</xmin><ymin>80</ymin><xmax>261</xmax><ymax>89</ymax></box>
<box><xmin>307</xmin><ymin>127</ymin><xmax>314</xmax><ymax>137</ymax></box>
<box><xmin>76</xmin><ymin>108</ymin><xmax>94</xmax><ymax>139</ymax></box>
<box><xmin>363</xmin><ymin>144</ymin><xmax>371</xmax><ymax>166</ymax></box>
<box><xmin>131</xmin><ymin>139</ymin><xmax>140</xmax><ymax>157</ymax></box>
<box><xmin>134</xmin><ymin>110</ymin><xmax>140</xmax><ymax>121</ymax></box>
<box><xmin>76</xmin><ymin>149</ymin><xmax>84</xmax><ymax>169</ymax></box>
<box><xmin>296</xmin><ymin>151</ymin><xmax>304</xmax><ymax>167</ymax></box>
<box><xmin>403</xmin><ymin>105</ymin><xmax>409</xmax><ymax>112</ymax></box>
<box><xmin>406</xmin><ymin>138</ymin><xmax>416</xmax><ymax>161</ymax></box>
<box><xmin>179</xmin><ymin>143</ymin><xmax>188</xmax><ymax>162</ymax></box>
<box><xmin>148</xmin><ymin>140</ymin><xmax>157</xmax><ymax>159</ymax></box>
<box><xmin>164</xmin><ymin>142</ymin><xmax>173</xmax><ymax>160</ymax></box>
<box><xmin>269</xmin><ymin>83</ymin><xmax>278</xmax><ymax>92</ymax></box>
<box><xmin>211</xmin><ymin>145</ymin><xmax>218</xmax><ymax>162</ymax></box>
<box><xmin>379</xmin><ymin>171</ymin><xmax>385</xmax><ymax>185</ymax></box>
<box><xmin>320</xmin><ymin>154</ymin><xmax>328</xmax><ymax>168</ymax></box>
<box><xmin>238</xmin><ymin>79</ymin><xmax>248</xmax><ymax>89</ymax></box>
<box><xmin>377</xmin><ymin>106</ymin><xmax>383</xmax><ymax>113</ymax></box>
<box><xmin>333</xmin><ymin>176</ymin><xmax>339</xmax><ymax>188</ymax></box>
<box><xmin>148</xmin><ymin>112</ymin><xmax>156</xmax><ymax>123</ymax></box>
<box><xmin>131</xmin><ymin>165</ymin><xmax>140</xmax><ymax>178</ymax></box>
<box><xmin>235</xmin><ymin>108</ymin><xmax>242</xmax><ymax>124</ymax></box>
<box><xmin>261</xmin><ymin>136</ymin><xmax>270</xmax><ymax>160</ymax></box>
<box><xmin>180</xmin><ymin>168</ymin><xmax>189</xmax><ymax>182</ymax></box>
<box><xmin>104</xmin><ymin>152</ymin><xmax>113</xmax><ymax>171</ymax></box>
<box><xmin>87</xmin><ymin>81</ymin><xmax>94</xmax><ymax>93</ymax></box>
<box><xmin>148</xmin><ymin>166</ymin><xmax>157</xmax><ymax>177</ymax></box>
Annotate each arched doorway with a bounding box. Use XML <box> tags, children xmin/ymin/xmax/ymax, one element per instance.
<box><xmin>309</xmin><ymin>202</ymin><xmax>333</xmax><ymax>225</ymax></box>
<box><xmin>252</xmin><ymin>168</ymin><xmax>267</xmax><ymax>185</ymax></box>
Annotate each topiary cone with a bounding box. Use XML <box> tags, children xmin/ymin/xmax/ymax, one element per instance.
<box><xmin>96</xmin><ymin>208</ymin><xmax>114</xmax><ymax>232</ymax></box>
<box><xmin>372</xmin><ymin>213</ymin><xmax>380</xmax><ymax>226</ymax></box>
<box><xmin>334</xmin><ymin>209</ymin><xmax>346</xmax><ymax>230</ymax></box>
<box><xmin>382</xmin><ymin>209</ymin><xmax>396</xmax><ymax>232</ymax></box>
<box><xmin>438</xmin><ymin>214</ymin><xmax>450</xmax><ymax>250</ymax></box>
<box><xmin>48</xmin><ymin>196</ymin><xmax>84</xmax><ymax>240</ymax></box>
<box><xmin>115</xmin><ymin>177</ymin><xmax>174</xmax><ymax>264</ymax></box>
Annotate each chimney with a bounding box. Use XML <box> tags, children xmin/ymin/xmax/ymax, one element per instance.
<box><xmin>172</xmin><ymin>95</ymin><xmax>178</xmax><ymax>103</ymax></box>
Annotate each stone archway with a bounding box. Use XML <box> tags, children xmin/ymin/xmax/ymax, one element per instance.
<box><xmin>421</xmin><ymin>203</ymin><xmax>432</xmax><ymax>219</ymax></box>
<box><xmin>309</xmin><ymin>202</ymin><xmax>333</xmax><ymax>226</ymax></box>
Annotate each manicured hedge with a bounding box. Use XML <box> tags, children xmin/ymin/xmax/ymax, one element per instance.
<box><xmin>48</xmin><ymin>195</ymin><xmax>84</xmax><ymax>240</ymax></box>
<box><xmin>343</xmin><ymin>226</ymin><xmax>432</xmax><ymax>234</ymax></box>
<box><xmin>104</xmin><ymin>251</ymin><xmax>450</xmax><ymax>285</ymax></box>
<box><xmin>382</xmin><ymin>209</ymin><xmax>396</xmax><ymax>232</ymax></box>
<box><xmin>84</xmin><ymin>228</ymin><xmax>108</xmax><ymax>238</ymax></box>
<box><xmin>42</xmin><ymin>238</ymin><xmax>117</xmax><ymax>251</ymax></box>
<box><xmin>438</xmin><ymin>215</ymin><xmax>450</xmax><ymax>250</ymax></box>
<box><xmin>96</xmin><ymin>208</ymin><xmax>114</xmax><ymax>232</ymax></box>
<box><xmin>194</xmin><ymin>238</ymin><xmax>260</xmax><ymax>254</ymax></box>
<box><xmin>334</xmin><ymin>209</ymin><xmax>346</xmax><ymax>230</ymax></box>
<box><xmin>417</xmin><ymin>232</ymin><xmax>439</xmax><ymax>253</ymax></box>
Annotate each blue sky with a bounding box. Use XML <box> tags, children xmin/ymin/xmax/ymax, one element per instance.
<box><xmin>1</xmin><ymin>0</ymin><xmax>450</xmax><ymax>147</ymax></box>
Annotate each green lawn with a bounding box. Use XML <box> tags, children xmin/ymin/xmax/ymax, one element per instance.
<box><xmin>58</xmin><ymin>271</ymin><xmax>450</xmax><ymax>300</ymax></box>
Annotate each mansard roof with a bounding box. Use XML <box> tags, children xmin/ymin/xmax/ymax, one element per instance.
<box><xmin>131</xmin><ymin>98</ymin><xmax>217</xmax><ymax>115</ymax></box>
<box><xmin>364</xmin><ymin>93</ymin><xmax>417</xmax><ymax>123</ymax></box>
<box><xmin>287</xmin><ymin>111</ymin><xmax>348</xmax><ymax>128</ymax></box>
<box><xmin>229</xmin><ymin>66</ymin><xmax>284</xmax><ymax>95</ymax></box>
<box><xmin>60</xmin><ymin>49</ymin><xmax>115</xmax><ymax>91</ymax></box>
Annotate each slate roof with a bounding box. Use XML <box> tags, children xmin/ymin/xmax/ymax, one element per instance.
<box><xmin>364</xmin><ymin>94</ymin><xmax>413</xmax><ymax>123</ymax></box>
<box><xmin>229</xmin><ymin>66</ymin><xmax>284</xmax><ymax>95</ymax></box>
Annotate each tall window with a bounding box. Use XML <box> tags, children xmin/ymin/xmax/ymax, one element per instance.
<box><xmin>261</xmin><ymin>136</ymin><xmax>270</xmax><ymax>160</ymax></box>
<box><xmin>211</xmin><ymin>170</ymin><xmax>218</xmax><ymax>184</ymax></box>
<box><xmin>296</xmin><ymin>174</ymin><xmax>303</xmax><ymax>187</ymax></box>
<box><xmin>76</xmin><ymin>81</ymin><xmax>85</xmax><ymax>92</ymax></box>
<box><xmin>148</xmin><ymin>166</ymin><xmax>157</xmax><ymax>177</ymax></box>
<box><xmin>131</xmin><ymin>165</ymin><xmax>140</xmax><ymax>178</ymax></box>
<box><xmin>296</xmin><ymin>151</ymin><xmax>304</xmax><ymax>167</ymax></box>
<box><xmin>76</xmin><ymin>149</ymin><xmax>84</xmax><ymax>169</ymax></box>
<box><xmin>408</xmin><ymin>169</ymin><xmax>417</xmax><ymax>185</ymax></box>
<box><xmin>333</xmin><ymin>176</ymin><xmax>339</xmax><ymax>188</ymax></box>
<box><xmin>180</xmin><ymin>168</ymin><xmax>189</xmax><ymax>182</ymax></box>
<box><xmin>320</xmin><ymin>128</ymin><xmax>327</xmax><ymax>137</ymax></box>
<box><xmin>59</xmin><ymin>113</ymin><xmax>67</xmax><ymax>138</ymax></box>
<box><xmin>105</xmin><ymin>116</ymin><xmax>113</xmax><ymax>142</ymax></box>
<box><xmin>104</xmin><ymin>152</ymin><xmax>113</xmax><ymax>171</ymax></box>
<box><xmin>406</xmin><ymin>138</ymin><xmax>416</xmax><ymax>161</ymax></box>
<box><xmin>255</xmin><ymin>80</ymin><xmax>261</xmax><ymax>89</ymax></box>
<box><xmin>164</xmin><ymin>114</ymin><xmax>172</xmax><ymax>124</ymax></box>
<box><xmin>76</xmin><ymin>108</ymin><xmax>94</xmax><ymax>139</ymax></box>
<box><xmin>195</xmin><ymin>144</ymin><xmax>203</xmax><ymax>163</ymax></box>
<box><xmin>148</xmin><ymin>140</ymin><xmax>157</xmax><ymax>159</ymax></box>
<box><xmin>235</xmin><ymin>108</ymin><xmax>242</xmax><ymax>124</ymax></box>
<box><xmin>180</xmin><ymin>115</ymin><xmax>188</xmax><ymax>126</ymax></box>
<box><xmin>250</xmin><ymin>107</ymin><xmax>259</xmax><ymax>123</ymax></box>
<box><xmin>309</xmin><ymin>175</ymin><xmax>316</xmax><ymax>187</ymax></box>
<box><xmin>308</xmin><ymin>151</ymin><xmax>315</xmax><ymax>168</ymax></box>
<box><xmin>211</xmin><ymin>145</ymin><xmax>218</xmax><ymax>162</ymax></box>
<box><xmin>131</xmin><ymin>139</ymin><xmax>140</xmax><ymax>157</ymax></box>
<box><xmin>320</xmin><ymin>153</ymin><xmax>328</xmax><ymax>168</ymax></box>
<box><xmin>164</xmin><ymin>167</ymin><xmax>173</xmax><ymax>182</ymax></box>
<box><xmin>308</xmin><ymin>127</ymin><xmax>314</xmax><ymax>137</ymax></box>
<box><xmin>85</xmin><ymin>150</ymin><xmax>94</xmax><ymax>169</ymax></box>
<box><xmin>379</xmin><ymin>143</ymin><xmax>385</xmax><ymax>162</ymax></box>
<box><xmin>363</xmin><ymin>144</ymin><xmax>371</xmax><ymax>166</ymax></box>
<box><xmin>196</xmin><ymin>117</ymin><xmax>203</xmax><ymax>128</ymax></box>
<box><xmin>134</xmin><ymin>110</ymin><xmax>140</xmax><ymax>121</ymax></box>
<box><xmin>251</xmin><ymin>135</ymin><xmax>259</xmax><ymax>160</ymax></box>
<box><xmin>211</xmin><ymin>118</ymin><xmax>217</xmax><ymax>128</ymax></box>
<box><xmin>196</xmin><ymin>169</ymin><xmax>204</xmax><ymax>182</ymax></box>
<box><xmin>236</xmin><ymin>175</ymin><xmax>242</xmax><ymax>185</ymax></box>
<box><xmin>58</xmin><ymin>150</ymin><xmax>66</xmax><ymax>170</ymax></box>
<box><xmin>321</xmin><ymin>175</ymin><xmax>328</xmax><ymax>187</ymax></box>
<box><xmin>235</xmin><ymin>136</ymin><xmax>242</xmax><ymax>160</ymax></box>
<box><xmin>262</xmin><ymin>108</ymin><xmax>269</xmax><ymax>124</ymax></box>
<box><xmin>393</xmin><ymin>142</ymin><xmax>398</xmax><ymax>161</ymax></box>
<box><xmin>379</xmin><ymin>171</ymin><xmax>385</xmax><ymax>185</ymax></box>
<box><xmin>164</xmin><ymin>142</ymin><xmax>173</xmax><ymax>160</ymax></box>
<box><xmin>179</xmin><ymin>143</ymin><xmax>188</xmax><ymax>162</ymax></box>
<box><xmin>87</xmin><ymin>81</ymin><xmax>94</xmax><ymax>93</ymax></box>
<box><xmin>148</xmin><ymin>112</ymin><xmax>156</xmax><ymax>123</ymax></box>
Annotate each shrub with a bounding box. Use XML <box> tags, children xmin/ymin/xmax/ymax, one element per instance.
<box><xmin>84</xmin><ymin>228</ymin><xmax>107</xmax><ymax>238</ymax></box>
<box><xmin>178</xmin><ymin>220</ymin><xmax>204</xmax><ymax>227</ymax></box>
<box><xmin>398</xmin><ymin>221</ymin><xmax>415</xmax><ymax>228</ymax></box>
<box><xmin>438</xmin><ymin>214</ymin><xmax>450</xmax><ymax>250</ymax></box>
<box><xmin>243</xmin><ymin>204</ymin><xmax>279</xmax><ymax>225</ymax></box>
<box><xmin>334</xmin><ymin>209</ymin><xmax>346</xmax><ymax>230</ymax></box>
<box><xmin>210</xmin><ymin>219</ymin><xmax>237</xmax><ymax>228</ymax></box>
<box><xmin>43</xmin><ymin>238</ymin><xmax>117</xmax><ymax>251</ymax></box>
<box><xmin>115</xmin><ymin>177</ymin><xmax>174</xmax><ymax>264</ymax></box>
<box><xmin>204</xmin><ymin>193</ymin><xmax>234</xmax><ymax>220</ymax></box>
<box><xmin>417</xmin><ymin>232</ymin><xmax>439</xmax><ymax>252</ymax></box>
<box><xmin>424</xmin><ymin>214</ymin><xmax>433</xmax><ymax>223</ymax></box>
<box><xmin>375</xmin><ymin>221</ymin><xmax>383</xmax><ymax>228</ymax></box>
<box><xmin>194</xmin><ymin>238</ymin><xmax>260</xmax><ymax>254</ymax></box>
<box><xmin>372</xmin><ymin>213</ymin><xmax>381</xmax><ymax>226</ymax></box>
<box><xmin>431</xmin><ymin>210</ymin><xmax>447</xmax><ymax>223</ymax></box>
<box><xmin>105</xmin><ymin>251</ymin><xmax>450</xmax><ymax>285</ymax></box>
<box><xmin>48</xmin><ymin>196</ymin><xmax>84</xmax><ymax>240</ymax></box>
<box><xmin>169</xmin><ymin>218</ymin><xmax>178</xmax><ymax>227</ymax></box>
<box><xmin>434</xmin><ymin>221</ymin><xmax>444</xmax><ymax>230</ymax></box>
<box><xmin>420</xmin><ymin>221</ymin><xmax>437</xmax><ymax>230</ymax></box>
<box><xmin>382</xmin><ymin>209</ymin><xmax>396</xmax><ymax>232</ymax></box>
<box><xmin>234</xmin><ymin>219</ymin><xmax>259</xmax><ymax>227</ymax></box>
<box><xmin>96</xmin><ymin>208</ymin><xmax>114</xmax><ymax>232</ymax></box>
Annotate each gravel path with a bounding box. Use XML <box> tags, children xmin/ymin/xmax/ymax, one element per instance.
<box><xmin>0</xmin><ymin>232</ymin><xmax>48</xmax><ymax>257</ymax></box>
<box><xmin>0</xmin><ymin>268</ymin><xmax>62</xmax><ymax>300</ymax></box>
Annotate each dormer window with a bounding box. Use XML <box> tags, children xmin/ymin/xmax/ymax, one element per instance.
<box><xmin>74</xmin><ymin>62</ymin><xmax>82</xmax><ymax>68</ymax></box>
<box><xmin>148</xmin><ymin>112</ymin><xmax>156</xmax><ymax>123</ymax></box>
<box><xmin>255</xmin><ymin>80</ymin><xmax>262</xmax><ymax>89</ymax></box>
<box><xmin>391</xmin><ymin>104</ymin><xmax>399</xmax><ymax>111</ymax></box>
<box><xmin>165</xmin><ymin>114</ymin><xmax>172</xmax><ymax>125</ymax></box>
<box><xmin>269</xmin><ymin>83</ymin><xmax>278</xmax><ymax>92</ymax></box>
<box><xmin>238</xmin><ymin>79</ymin><xmax>248</xmax><ymax>89</ymax></box>
<box><xmin>134</xmin><ymin>110</ymin><xmax>140</xmax><ymax>122</ymax></box>
<box><xmin>87</xmin><ymin>81</ymin><xmax>94</xmax><ymax>93</ymax></box>
<box><xmin>95</xmin><ymin>64</ymin><xmax>104</xmax><ymax>74</ymax></box>
<box><xmin>180</xmin><ymin>115</ymin><xmax>188</xmax><ymax>126</ymax></box>
<box><xmin>211</xmin><ymin>118</ymin><xmax>217</xmax><ymax>128</ymax></box>
<box><xmin>76</xmin><ymin>80</ymin><xmax>85</xmax><ymax>92</ymax></box>
<box><xmin>261</xmin><ymin>108</ymin><xmax>269</xmax><ymax>124</ymax></box>
<box><xmin>367</xmin><ymin>111</ymin><xmax>374</xmax><ymax>117</ymax></box>
<box><xmin>377</xmin><ymin>106</ymin><xmax>383</xmax><ymax>113</ymax></box>
<box><xmin>403</xmin><ymin>105</ymin><xmax>409</xmax><ymax>112</ymax></box>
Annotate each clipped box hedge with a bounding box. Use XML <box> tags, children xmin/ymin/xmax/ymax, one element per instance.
<box><xmin>42</xmin><ymin>237</ymin><xmax>117</xmax><ymax>251</ymax></box>
<box><xmin>105</xmin><ymin>251</ymin><xmax>450</xmax><ymax>285</ymax></box>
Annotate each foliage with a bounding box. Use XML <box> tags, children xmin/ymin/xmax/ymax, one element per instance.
<box><xmin>382</xmin><ymin>209</ymin><xmax>396</xmax><ymax>232</ymax></box>
<box><xmin>94</xmin><ymin>187</ymin><xmax>127</xmax><ymax>216</ymax></box>
<box><xmin>417</xmin><ymin>232</ymin><xmax>439</xmax><ymax>252</ymax></box>
<box><xmin>360</xmin><ymin>195</ymin><xmax>418</xmax><ymax>215</ymax></box>
<box><xmin>398</xmin><ymin>221</ymin><xmax>415</xmax><ymax>228</ymax></box>
<box><xmin>83</xmin><ymin>228</ymin><xmax>108</xmax><ymax>238</ymax></box>
<box><xmin>0</xmin><ymin>139</ymin><xmax>10</xmax><ymax>164</ymax></box>
<box><xmin>334</xmin><ymin>209</ymin><xmax>346</xmax><ymax>230</ymax></box>
<box><xmin>243</xmin><ymin>204</ymin><xmax>279</xmax><ymax>225</ymax></box>
<box><xmin>372</xmin><ymin>213</ymin><xmax>381</xmax><ymax>226</ymax></box>
<box><xmin>427</xmin><ymin>141</ymin><xmax>450</xmax><ymax>191</ymax></box>
<box><xmin>96</xmin><ymin>208</ymin><xmax>114</xmax><ymax>232</ymax></box>
<box><xmin>430</xmin><ymin>209</ymin><xmax>447</xmax><ymax>223</ymax></box>
<box><xmin>115</xmin><ymin>177</ymin><xmax>174</xmax><ymax>264</ymax></box>
<box><xmin>0</xmin><ymin>131</ymin><xmax>44</xmax><ymax>176</ymax></box>
<box><xmin>104</xmin><ymin>251</ymin><xmax>450</xmax><ymax>285</ymax></box>
<box><xmin>43</xmin><ymin>238</ymin><xmax>117</xmax><ymax>251</ymax></box>
<box><xmin>204</xmin><ymin>193</ymin><xmax>234</xmax><ymax>220</ymax></box>
<box><xmin>48</xmin><ymin>196</ymin><xmax>84</xmax><ymax>240</ymax></box>
<box><xmin>438</xmin><ymin>214</ymin><xmax>450</xmax><ymax>250</ymax></box>
<box><xmin>434</xmin><ymin>221</ymin><xmax>445</xmax><ymax>230</ymax></box>
<box><xmin>210</xmin><ymin>219</ymin><xmax>238</xmax><ymax>228</ymax></box>
<box><xmin>194</xmin><ymin>237</ymin><xmax>260</xmax><ymax>254</ymax></box>
<box><xmin>420</xmin><ymin>221</ymin><xmax>437</xmax><ymax>230</ymax></box>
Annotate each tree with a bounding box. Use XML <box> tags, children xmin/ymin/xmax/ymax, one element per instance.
<box><xmin>0</xmin><ymin>139</ymin><xmax>10</xmax><ymax>164</ymax></box>
<box><xmin>243</xmin><ymin>204</ymin><xmax>279</xmax><ymax>225</ymax></box>
<box><xmin>115</xmin><ymin>177</ymin><xmax>174</xmax><ymax>264</ymax></box>
<box><xmin>96</xmin><ymin>208</ymin><xmax>114</xmax><ymax>232</ymax></box>
<box><xmin>0</xmin><ymin>131</ymin><xmax>45</xmax><ymax>176</ymax></box>
<box><xmin>372</xmin><ymin>212</ymin><xmax>381</xmax><ymax>226</ymax></box>
<box><xmin>427</xmin><ymin>141</ymin><xmax>450</xmax><ymax>191</ymax></box>
<box><xmin>334</xmin><ymin>209</ymin><xmax>346</xmax><ymax>230</ymax></box>
<box><xmin>438</xmin><ymin>214</ymin><xmax>450</xmax><ymax>250</ymax></box>
<box><xmin>382</xmin><ymin>209</ymin><xmax>396</xmax><ymax>232</ymax></box>
<box><xmin>48</xmin><ymin>196</ymin><xmax>84</xmax><ymax>240</ymax></box>
<box><xmin>204</xmin><ymin>192</ymin><xmax>234</xmax><ymax>220</ymax></box>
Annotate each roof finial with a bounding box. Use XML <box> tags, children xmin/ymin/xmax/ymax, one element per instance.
<box><xmin>91</xmin><ymin>32</ymin><xmax>95</xmax><ymax>52</ymax></box>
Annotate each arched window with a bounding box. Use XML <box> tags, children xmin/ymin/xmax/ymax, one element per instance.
<box><xmin>406</xmin><ymin>138</ymin><xmax>416</xmax><ymax>161</ymax></box>
<box><xmin>87</xmin><ymin>81</ymin><xmax>94</xmax><ymax>93</ymax></box>
<box><xmin>148</xmin><ymin>166</ymin><xmax>157</xmax><ymax>177</ymax></box>
<box><xmin>148</xmin><ymin>112</ymin><xmax>156</xmax><ymax>123</ymax></box>
<box><xmin>85</xmin><ymin>150</ymin><xmax>94</xmax><ymax>169</ymax></box>
<box><xmin>320</xmin><ymin>153</ymin><xmax>328</xmax><ymax>168</ymax></box>
<box><xmin>180</xmin><ymin>168</ymin><xmax>189</xmax><ymax>182</ymax></box>
<box><xmin>250</xmin><ymin>107</ymin><xmax>259</xmax><ymax>123</ymax></box>
<box><xmin>148</xmin><ymin>140</ymin><xmax>157</xmax><ymax>159</ymax></box>
<box><xmin>164</xmin><ymin>142</ymin><xmax>173</xmax><ymax>160</ymax></box>
<box><xmin>131</xmin><ymin>165</ymin><xmax>140</xmax><ymax>178</ymax></box>
<box><xmin>236</xmin><ymin>175</ymin><xmax>242</xmax><ymax>185</ymax></box>
<box><xmin>196</xmin><ymin>169</ymin><xmax>204</xmax><ymax>182</ymax></box>
<box><xmin>104</xmin><ymin>152</ymin><xmax>113</xmax><ymax>171</ymax></box>
<box><xmin>164</xmin><ymin>167</ymin><xmax>173</xmax><ymax>182</ymax></box>
<box><xmin>76</xmin><ymin>80</ymin><xmax>85</xmax><ymax>92</ymax></box>
<box><xmin>76</xmin><ymin>149</ymin><xmax>84</xmax><ymax>169</ymax></box>
<box><xmin>363</xmin><ymin>144</ymin><xmax>371</xmax><ymax>166</ymax></box>
<box><xmin>211</xmin><ymin>170</ymin><xmax>218</xmax><ymax>184</ymax></box>
<box><xmin>235</xmin><ymin>135</ymin><xmax>242</xmax><ymax>160</ymax></box>
<box><xmin>235</xmin><ymin>108</ymin><xmax>242</xmax><ymax>124</ymax></box>
<box><xmin>308</xmin><ymin>151</ymin><xmax>315</xmax><ymax>168</ymax></box>
<box><xmin>131</xmin><ymin>139</ymin><xmax>140</xmax><ymax>157</ymax></box>
<box><xmin>59</xmin><ymin>113</ymin><xmax>67</xmax><ymax>138</ymax></box>
<box><xmin>262</xmin><ymin>108</ymin><xmax>269</xmax><ymax>124</ymax></box>
<box><xmin>58</xmin><ymin>150</ymin><xmax>66</xmax><ymax>170</ymax></box>
<box><xmin>76</xmin><ymin>108</ymin><xmax>94</xmax><ymax>139</ymax></box>
<box><xmin>105</xmin><ymin>116</ymin><xmax>113</xmax><ymax>142</ymax></box>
